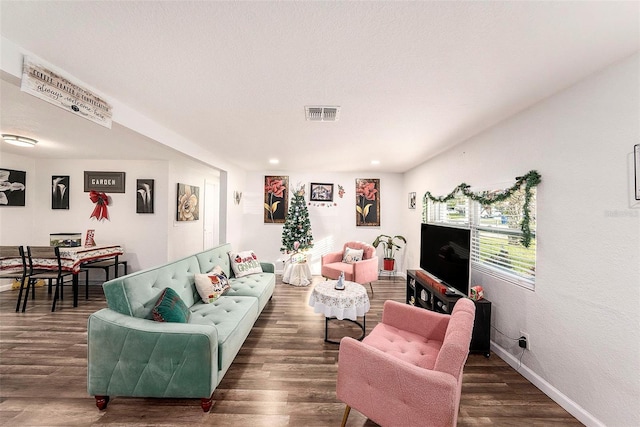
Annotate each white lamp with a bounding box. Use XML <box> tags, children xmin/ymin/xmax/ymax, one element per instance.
<box><xmin>2</xmin><ymin>134</ymin><xmax>38</xmax><ymax>148</ymax></box>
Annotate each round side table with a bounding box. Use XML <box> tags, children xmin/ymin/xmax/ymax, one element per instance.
<box><xmin>308</xmin><ymin>280</ymin><xmax>370</xmax><ymax>344</ymax></box>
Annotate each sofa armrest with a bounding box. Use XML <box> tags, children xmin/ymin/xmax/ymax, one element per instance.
<box><xmin>352</xmin><ymin>255</ymin><xmax>379</xmax><ymax>284</ymax></box>
<box><xmin>381</xmin><ymin>300</ymin><xmax>450</xmax><ymax>342</ymax></box>
<box><xmin>337</xmin><ymin>337</ymin><xmax>458</xmax><ymax>426</ymax></box>
<box><xmin>260</xmin><ymin>261</ymin><xmax>275</xmax><ymax>273</ymax></box>
<box><xmin>87</xmin><ymin>308</ymin><xmax>218</xmax><ymax>398</ymax></box>
<box><xmin>321</xmin><ymin>251</ymin><xmax>343</xmax><ymax>264</ymax></box>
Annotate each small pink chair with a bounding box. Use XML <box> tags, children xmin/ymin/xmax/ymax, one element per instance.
<box><xmin>320</xmin><ymin>241</ymin><xmax>379</xmax><ymax>292</ymax></box>
<box><xmin>337</xmin><ymin>299</ymin><xmax>476</xmax><ymax>427</ymax></box>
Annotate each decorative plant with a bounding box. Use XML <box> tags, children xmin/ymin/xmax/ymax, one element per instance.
<box><xmin>372</xmin><ymin>234</ymin><xmax>407</xmax><ymax>260</ymax></box>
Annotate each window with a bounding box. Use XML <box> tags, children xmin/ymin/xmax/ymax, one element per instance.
<box><xmin>425</xmin><ymin>188</ymin><xmax>536</xmax><ymax>289</ymax></box>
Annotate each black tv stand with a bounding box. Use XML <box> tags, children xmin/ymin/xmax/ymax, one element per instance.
<box><xmin>406</xmin><ymin>269</ymin><xmax>491</xmax><ymax>357</ymax></box>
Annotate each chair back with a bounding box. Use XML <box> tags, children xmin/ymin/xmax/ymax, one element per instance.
<box><xmin>27</xmin><ymin>246</ymin><xmax>63</xmax><ymax>273</ymax></box>
<box><xmin>341</xmin><ymin>241</ymin><xmax>376</xmax><ymax>260</ymax></box>
<box><xmin>0</xmin><ymin>246</ymin><xmax>27</xmax><ymax>275</ymax></box>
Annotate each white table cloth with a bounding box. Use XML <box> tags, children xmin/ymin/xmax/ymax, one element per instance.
<box><xmin>308</xmin><ymin>280</ymin><xmax>370</xmax><ymax>320</ymax></box>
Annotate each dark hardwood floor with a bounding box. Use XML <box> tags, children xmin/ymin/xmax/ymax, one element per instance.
<box><xmin>0</xmin><ymin>276</ymin><xmax>581</xmax><ymax>426</ymax></box>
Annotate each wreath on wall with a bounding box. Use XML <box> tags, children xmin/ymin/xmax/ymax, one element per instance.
<box><xmin>421</xmin><ymin>170</ymin><xmax>541</xmax><ymax>248</ymax></box>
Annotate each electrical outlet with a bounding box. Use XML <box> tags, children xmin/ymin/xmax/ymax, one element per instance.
<box><xmin>519</xmin><ymin>331</ymin><xmax>530</xmax><ymax>351</ymax></box>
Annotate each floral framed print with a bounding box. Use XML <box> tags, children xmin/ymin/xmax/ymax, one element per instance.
<box><xmin>177</xmin><ymin>183</ymin><xmax>199</xmax><ymax>221</ymax></box>
<box><xmin>52</xmin><ymin>175</ymin><xmax>69</xmax><ymax>209</ymax></box>
<box><xmin>137</xmin><ymin>179</ymin><xmax>154</xmax><ymax>213</ymax></box>
<box><xmin>310</xmin><ymin>183</ymin><xmax>334</xmax><ymax>202</ymax></box>
<box><xmin>264</xmin><ymin>175</ymin><xmax>288</xmax><ymax>223</ymax></box>
<box><xmin>0</xmin><ymin>169</ymin><xmax>26</xmax><ymax>206</ymax></box>
<box><xmin>356</xmin><ymin>178</ymin><xmax>380</xmax><ymax>226</ymax></box>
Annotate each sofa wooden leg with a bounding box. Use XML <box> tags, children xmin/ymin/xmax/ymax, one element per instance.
<box><xmin>341</xmin><ymin>405</ymin><xmax>351</xmax><ymax>427</ymax></box>
<box><xmin>201</xmin><ymin>395</ymin><xmax>214</xmax><ymax>412</ymax></box>
<box><xmin>95</xmin><ymin>395</ymin><xmax>110</xmax><ymax>410</ymax></box>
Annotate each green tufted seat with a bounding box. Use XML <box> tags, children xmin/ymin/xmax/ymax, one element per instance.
<box><xmin>87</xmin><ymin>243</ymin><xmax>275</xmax><ymax>412</ymax></box>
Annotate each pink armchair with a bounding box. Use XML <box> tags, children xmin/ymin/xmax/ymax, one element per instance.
<box><xmin>337</xmin><ymin>299</ymin><xmax>476</xmax><ymax>427</ymax></box>
<box><xmin>320</xmin><ymin>241</ymin><xmax>379</xmax><ymax>292</ymax></box>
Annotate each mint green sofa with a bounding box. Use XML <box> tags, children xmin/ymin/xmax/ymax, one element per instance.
<box><xmin>87</xmin><ymin>243</ymin><xmax>275</xmax><ymax>412</ymax></box>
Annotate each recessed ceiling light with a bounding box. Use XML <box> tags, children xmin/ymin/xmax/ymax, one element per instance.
<box><xmin>2</xmin><ymin>134</ymin><xmax>38</xmax><ymax>148</ymax></box>
<box><xmin>371</xmin><ymin>160</ymin><xmax>380</xmax><ymax>165</ymax></box>
<box><xmin>269</xmin><ymin>159</ymin><xmax>279</xmax><ymax>165</ymax></box>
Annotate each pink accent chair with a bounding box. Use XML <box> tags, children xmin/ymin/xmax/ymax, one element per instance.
<box><xmin>321</xmin><ymin>241</ymin><xmax>379</xmax><ymax>292</ymax></box>
<box><xmin>337</xmin><ymin>299</ymin><xmax>476</xmax><ymax>427</ymax></box>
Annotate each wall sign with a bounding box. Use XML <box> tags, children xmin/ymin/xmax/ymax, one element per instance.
<box><xmin>21</xmin><ymin>56</ymin><xmax>113</xmax><ymax>128</ymax></box>
<box><xmin>84</xmin><ymin>171</ymin><xmax>125</xmax><ymax>193</ymax></box>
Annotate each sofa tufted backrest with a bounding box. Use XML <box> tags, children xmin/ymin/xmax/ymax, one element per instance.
<box><xmin>195</xmin><ymin>243</ymin><xmax>233</xmax><ymax>278</ymax></box>
<box><xmin>103</xmin><ymin>256</ymin><xmax>201</xmax><ymax>319</ymax></box>
<box><xmin>342</xmin><ymin>241</ymin><xmax>376</xmax><ymax>260</ymax></box>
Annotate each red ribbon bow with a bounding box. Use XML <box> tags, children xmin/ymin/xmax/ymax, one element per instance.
<box><xmin>89</xmin><ymin>190</ymin><xmax>109</xmax><ymax>221</ymax></box>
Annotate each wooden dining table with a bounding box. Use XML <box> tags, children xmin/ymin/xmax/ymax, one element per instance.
<box><xmin>31</xmin><ymin>244</ymin><xmax>124</xmax><ymax>307</ymax></box>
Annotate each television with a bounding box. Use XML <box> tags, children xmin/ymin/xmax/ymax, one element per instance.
<box><xmin>419</xmin><ymin>223</ymin><xmax>471</xmax><ymax>296</ymax></box>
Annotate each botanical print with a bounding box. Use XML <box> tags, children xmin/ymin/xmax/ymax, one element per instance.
<box><xmin>137</xmin><ymin>179</ymin><xmax>154</xmax><ymax>213</ymax></box>
<box><xmin>177</xmin><ymin>183</ymin><xmax>199</xmax><ymax>221</ymax></box>
<box><xmin>0</xmin><ymin>169</ymin><xmax>26</xmax><ymax>206</ymax></box>
<box><xmin>264</xmin><ymin>176</ymin><xmax>288</xmax><ymax>223</ymax></box>
<box><xmin>356</xmin><ymin>178</ymin><xmax>380</xmax><ymax>226</ymax></box>
<box><xmin>52</xmin><ymin>175</ymin><xmax>69</xmax><ymax>209</ymax></box>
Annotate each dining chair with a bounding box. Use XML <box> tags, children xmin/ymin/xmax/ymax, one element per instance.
<box><xmin>26</xmin><ymin>246</ymin><xmax>77</xmax><ymax>312</ymax></box>
<box><xmin>0</xmin><ymin>246</ymin><xmax>30</xmax><ymax>312</ymax></box>
<box><xmin>82</xmin><ymin>256</ymin><xmax>127</xmax><ymax>282</ymax></box>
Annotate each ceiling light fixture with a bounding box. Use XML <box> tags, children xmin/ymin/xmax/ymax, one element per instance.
<box><xmin>269</xmin><ymin>159</ymin><xmax>279</xmax><ymax>165</ymax></box>
<box><xmin>371</xmin><ymin>160</ymin><xmax>380</xmax><ymax>165</ymax></box>
<box><xmin>2</xmin><ymin>134</ymin><xmax>38</xmax><ymax>148</ymax></box>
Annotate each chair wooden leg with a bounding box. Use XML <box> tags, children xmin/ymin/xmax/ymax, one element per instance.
<box><xmin>85</xmin><ymin>270</ymin><xmax>89</xmax><ymax>299</ymax></box>
<box><xmin>341</xmin><ymin>405</ymin><xmax>351</xmax><ymax>427</ymax></box>
<box><xmin>368</xmin><ymin>282</ymin><xmax>374</xmax><ymax>294</ymax></box>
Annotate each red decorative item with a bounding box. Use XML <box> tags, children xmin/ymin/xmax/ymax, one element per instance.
<box><xmin>89</xmin><ymin>190</ymin><xmax>110</xmax><ymax>221</ymax></box>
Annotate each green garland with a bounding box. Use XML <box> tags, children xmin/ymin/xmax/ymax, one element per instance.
<box><xmin>422</xmin><ymin>170</ymin><xmax>541</xmax><ymax>247</ymax></box>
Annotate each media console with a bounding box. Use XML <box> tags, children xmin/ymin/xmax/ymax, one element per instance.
<box><xmin>406</xmin><ymin>269</ymin><xmax>491</xmax><ymax>357</ymax></box>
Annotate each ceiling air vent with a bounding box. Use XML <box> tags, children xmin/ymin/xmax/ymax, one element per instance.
<box><xmin>305</xmin><ymin>106</ymin><xmax>341</xmax><ymax>122</ymax></box>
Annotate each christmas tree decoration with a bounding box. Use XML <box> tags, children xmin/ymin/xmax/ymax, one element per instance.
<box><xmin>281</xmin><ymin>184</ymin><xmax>314</xmax><ymax>253</ymax></box>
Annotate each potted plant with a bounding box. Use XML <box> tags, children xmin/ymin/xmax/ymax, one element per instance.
<box><xmin>372</xmin><ymin>234</ymin><xmax>407</xmax><ymax>271</ymax></box>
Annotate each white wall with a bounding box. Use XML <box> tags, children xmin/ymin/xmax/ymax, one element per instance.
<box><xmin>404</xmin><ymin>54</ymin><xmax>640</xmax><ymax>427</ymax></box>
<box><xmin>241</xmin><ymin>171</ymin><xmax>405</xmax><ymax>274</ymax></box>
<box><xmin>0</xmin><ymin>154</ymin><xmax>221</xmax><ymax>277</ymax></box>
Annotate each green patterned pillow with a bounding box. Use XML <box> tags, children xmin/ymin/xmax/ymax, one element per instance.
<box><xmin>152</xmin><ymin>287</ymin><xmax>191</xmax><ymax>323</ymax></box>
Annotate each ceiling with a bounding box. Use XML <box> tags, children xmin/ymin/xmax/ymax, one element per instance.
<box><xmin>1</xmin><ymin>1</ymin><xmax>638</xmax><ymax>173</ymax></box>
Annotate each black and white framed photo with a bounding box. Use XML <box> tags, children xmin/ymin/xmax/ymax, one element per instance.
<box><xmin>0</xmin><ymin>168</ymin><xmax>26</xmax><ymax>206</ymax></box>
<box><xmin>310</xmin><ymin>183</ymin><xmax>334</xmax><ymax>202</ymax></box>
<box><xmin>635</xmin><ymin>144</ymin><xmax>640</xmax><ymax>201</ymax></box>
<box><xmin>52</xmin><ymin>175</ymin><xmax>70</xmax><ymax>209</ymax></box>
<box><xmin>408</xmin><ymin>192</ymin><xmax>416</xmax><ymax>209</ymax></box>
<box><xmin>136</xmin><ymin>179</ymin><xmax>154</xmax><ymax>213</ymax></box>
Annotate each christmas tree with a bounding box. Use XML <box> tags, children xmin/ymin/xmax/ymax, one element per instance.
<box><xmin>281</xmin><ymin>184</ymin><xmax>314</xmax><ymax>253</ymax></box>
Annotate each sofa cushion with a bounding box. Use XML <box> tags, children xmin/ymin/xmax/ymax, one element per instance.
<box><xmin>363</xmin><ymin>322</ymin><xmax>443</xmax><ymax>370</ymax></box>
<box><xmin>189</xmin><ymin>296</ymin><xmax>259</xmax><ymax>376</ymax></box>
<box><xmin>343</xmin><ymin>247</ymin><xmax>364</xmax><ymax>263</ymax></box>
<box><xmin>226</xmin><ymin>271</ymin><xmax>276</xmax><ymax>312</ymax></box>
<box><xmin>152</xmin><ymin>287</ymin><xmax>191</xmax><ymax>323</ymax></box>
<box><xmin>229</xmin><ymin>250</ymin><xmax>263</xmax><ymax>278</ymax></box>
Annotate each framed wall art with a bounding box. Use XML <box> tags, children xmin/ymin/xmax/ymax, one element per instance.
<box><xmin>84</xmin><ymin>171</ymin><xmax>125</xmax><ymax>193</ymax></box>
<box><xmin>264</xmin><ymin>175</ymin><xmax>288</xmax><ymax>223</ymax></box>
<box><xmin>635</xmin><ymin>144</ymin><xmax>640</xmax><ymax>200</ymax></box>
<box><xmin>0</xmin><ymin>168</ymin><xmax>26</xmax><ymax>207</ymax></box>
<box><xmin>52</xmin><ymin>175</ymin><xmax>69</xmax><ymax>209</ymax></box>
<box><xmin>136</xmin><ymin>179</ymin><xmax>154</xmax><ymax>213</ymax></box>
<box><xmin>356</xmin><ymin>178</ymin><xmax>380</xmax><ymax>226</ymax></box>
<box><xmin>408</xmin><ymin>192</ymin><xmax>416</xmax><ymax>209</ymax></box>
<box><xmin>310</xmin><ymin>183</ymin><xmax>334</xmax><ymax>202</ymax></box>
<box><xmin>176</xmin><ymin>183</ymin><xmax>199</xmax><ymax>221</ymax></box>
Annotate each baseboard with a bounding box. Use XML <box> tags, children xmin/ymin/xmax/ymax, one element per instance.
<box><xmin>490</xmin><ymin>342</ymin><xmax>605</xmax><ymax>427</ymax></box>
